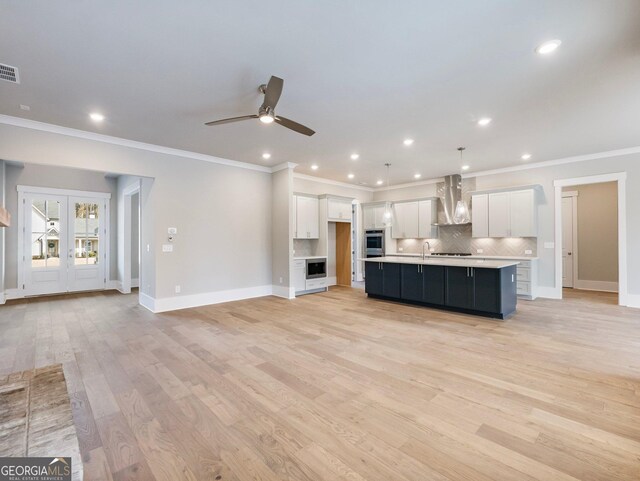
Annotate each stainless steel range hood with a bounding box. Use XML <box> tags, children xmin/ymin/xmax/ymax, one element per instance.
<box><xmin>433</xmin><ymin>174</ymin><xmax>471</xmax><ymax>226</ymax></box>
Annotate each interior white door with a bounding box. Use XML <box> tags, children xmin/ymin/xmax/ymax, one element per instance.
<box><xmin>68</xmin><ymin>197</ymin><xmax>106</xmax><ymax>292</ymax></box>
<box><xmin>23</xmin><ymin>193</ymin><xmax>69</xmax><ymax>296</ymax></box>
<box><xmin>562</xmin><ymin>196</ymin><xmax>575</xmax><ymax>288</ymax></box>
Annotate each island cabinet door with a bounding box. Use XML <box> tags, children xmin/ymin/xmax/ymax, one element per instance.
<box><xmin>365</xmin><ymin>262</ymin><xmax>384</xmax><ymax>296</ymax></box>
<box><xmin>472</xmin><ymin>267</ymin><xmax>500</xmax><ymax>313</ymax></box>
<box><xmin>445</xmin><ymin>266</ymin><xmax>474</xmax><ymax>309</ymax></box>
<box><xmin>423</xmin><ymin>265</ymin><xmax>445</xmax><ymax>305</ymax></box>
<box><xmin>400</xmin><ymin>264</ymin><xmax>424</xmax><ymax>302</ymax></box>
<box><xmin>381</xmin><ymin>262</ymin><xmax>401</xmax><ymax>298</ymax></box>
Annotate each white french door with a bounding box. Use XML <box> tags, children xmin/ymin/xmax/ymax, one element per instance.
<box><xmin>20</xmin><ymin>187</ymin><xmax>109</xmax><ymax>296</ymax></box>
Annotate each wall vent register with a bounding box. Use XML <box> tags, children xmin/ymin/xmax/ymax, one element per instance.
<box><xmin>0</xmin><ymin>63</ymin><xmax>20</xmax><ymax>83</ymax></box>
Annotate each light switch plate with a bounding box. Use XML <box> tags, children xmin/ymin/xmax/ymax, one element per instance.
<box><xmin>168</xmin><ymin>227</ymin><xmax>177</xmax><ymax>235</ymax></box>
<box><xmin>162</xmin><ymin>244</ymin><xmax>173</xmax><ymax>252</ymax></box>
<box><xmin>476</xmin><ymin>249</ymin><xmax>484</xmax><ymax>254</ymax></box>
<box><xmin>398</xmin><ymin>247</ymin><xmax>403</xmax><ymax>252</ymax></box>
<box><xmin>544</xmin><ymin>242</ymin><xmax>555</xmax><ymax>249</ymax></box>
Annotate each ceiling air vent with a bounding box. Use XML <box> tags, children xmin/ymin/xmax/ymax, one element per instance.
<box><xmin>0</xmin><ymin>64</ymin><xmax>20</xmax><ymax>84</ymax></box>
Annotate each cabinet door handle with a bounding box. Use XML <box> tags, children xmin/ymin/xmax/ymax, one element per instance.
<box><xmin>470</xmin><ymin>267</ymin><xmax>474</xmax><ymax>277</ymax></box>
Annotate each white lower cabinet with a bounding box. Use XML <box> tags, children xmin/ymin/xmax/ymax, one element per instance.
<box><xmin>293</xmin><ymin>259</ymin><xmax>306</xmax><ymax>293</ymax></box>
<box><xmin>515</xmin><ymin>259</ymin><xmax>538</xmax><ymax>300</ymax></box>
<box><xmin>305</xmin><ymin>277</ymin><xmax>327</xmax><ymax>291</ymax></box>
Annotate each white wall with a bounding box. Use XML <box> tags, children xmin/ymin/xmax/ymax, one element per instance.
<box><xmin>0</xmin><ymin>122</ymin><xmax>273</xmax><ymax>307</ymax></box>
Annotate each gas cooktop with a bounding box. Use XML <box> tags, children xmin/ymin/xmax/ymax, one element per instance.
<box><xmin>430</xmin><ymin>252</ymin><xmax>472</xmax><ymax>256</ymax></box>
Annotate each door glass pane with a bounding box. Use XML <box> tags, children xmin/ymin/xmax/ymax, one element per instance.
<box><xmin>74</xmin><ymin>202</ymin><xmax>99</xmax><ymax>265</ymax></box>
<box><xmin>31</xmin><ymin>199</ymin><xmax>61</xmax><ymax>268</ymax></box>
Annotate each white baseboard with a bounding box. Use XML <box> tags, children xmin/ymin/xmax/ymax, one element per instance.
<box><xmin>0</xmin><ymin>292</ymin><xmax>5</xmax><ymax>305</ymax></box>
<box><xmin>138</xmin><ymin>291</ymin><xmax>156</xmax><ymax>312</ymax></box>
<box><xmin>147</xmin><ymin>284</ymin><xmax>275</xmax><ymax>313</ymax></box>
<box><xmin>5</xmin><ymin>288</ymin><xmax>22</xmax><ymax>300</ymax></box>
<box><xmin>537</xmin><ymin>286</ymin><xmax>562</xmax><ymax>299</ymax></box>
<box><xmin>624</xmin><ymin>293</ymin><xmax>640</xmax><ymax>309</ymax></box>
<box><xmin>272</xmin><ymin>285</ymin><xmax>295</xmax><ymax>299</ymax></box>
<box><xmin>573</xmin><ymin>279</ymin><xmax>618</xmax><ymax>293</ymax></box>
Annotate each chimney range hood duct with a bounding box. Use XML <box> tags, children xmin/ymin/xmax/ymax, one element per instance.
<box><xmin>435</xmin><ymin>174</ymin><xmax>470</xmax><ymax>226</ymax></box>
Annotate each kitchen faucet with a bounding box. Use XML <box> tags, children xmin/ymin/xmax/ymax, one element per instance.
<box><xmin>422</xmin><ymin>241</ymin><xmax>431</xmax><ymax>260</ymax></box>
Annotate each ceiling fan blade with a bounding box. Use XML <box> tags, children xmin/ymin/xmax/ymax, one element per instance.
<box><xmin>275</xmin><ymin>115</ymin><xmax>315</xmax><ymax>136</ymax></box>
<box><xmin>261</xmin><ymin>76</ymin><xmax>284</xmax><ymax>110</ymax></box>
<box><xmin>205</xmin><ymin>114</ymin><xmax>258</xmax><ymax>126</ymax></box>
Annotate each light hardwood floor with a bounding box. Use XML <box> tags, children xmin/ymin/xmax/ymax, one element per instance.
<box><xmin>0</xmin><ymin>287</ymin><xmax>639</xmax><ymax>481</ymax></box>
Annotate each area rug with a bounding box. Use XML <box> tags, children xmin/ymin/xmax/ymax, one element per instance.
<box><xmin>0</xmin><ymin>364</ymin><xmax>83</xmax><ymax>480</ymax></box>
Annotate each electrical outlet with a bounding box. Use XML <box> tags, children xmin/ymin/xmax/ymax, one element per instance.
<box><xmin>279</xmin><ymin>277</ymin><xmax>283</xmax><ymax>284</ymax></box>
<box><xmin>398</xmin><ymin>247</ymin><xmax>404</xmax><ymax>252</ymax></box>
<box><xmin>524</xmin><ymin>249</ymin><xmax>533</xmax><ymax>255</ymax></box>
<box><xmin>476</xmin><ymin>248</ymin><xmax>484</xmax><ymax>254</ymax></box>
<box><xmin>544</xmin><ymin>242</ymin><xmax>555</xmax><ymax>249</ymax></box>
<box><xmin>146</xmin><ymin>244</ymin><xmax>150</xmax><ymax>252</ymax></box>
<box><xmin>175</xmin><ymin>285</ymin><xmax>181</xmax><ymax>294</ymax></box>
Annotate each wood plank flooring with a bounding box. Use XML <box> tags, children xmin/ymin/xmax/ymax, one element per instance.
<box><xmin>0</xmin><ymin>287</ymin><xmax>639</xmax><ymax>481</ymax></box>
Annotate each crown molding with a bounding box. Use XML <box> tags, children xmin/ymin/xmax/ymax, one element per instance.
<box><xmin>0</xmin><ymin>114</ymin><xmax>272</xmax><ymax>173</ymax></box>
<box><xmin>271</xmin><ymin>162</ymin><xmax>298</xmax><ymax>172</ymax></box>
<box><xmin>293</xmin><ymin>172</ymin><xmax>374</xmax><ymax>192</ymax></box>
<box><xmin>462</xmin><ymin>146</ymin><xmax>640</xmax><ymax>179</ymax></box>
<box><xmin>375</xmin><ymin>177</ymin><xmax>444</xmax><ymax>191</ymax></box>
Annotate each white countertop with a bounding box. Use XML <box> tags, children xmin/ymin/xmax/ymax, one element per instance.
<box><xmin>388</xmin><ymin>253</ymin><xmax>538</xmax><ymax>261</ymax></box>
<box><xmin>361</xmin><ymin>256</ymin><xmax>520</xmax><ymax>269</ymax></box>
<box><xmin>293</xmin><ymin>255</ymin><xmax>328</xmax><ymax>260</ymax></box>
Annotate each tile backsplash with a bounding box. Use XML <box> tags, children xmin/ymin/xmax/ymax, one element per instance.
<box><xmin>396</xmin><ymin>224</ymin><xmax>537</xmax><ymax>257</ymax></box>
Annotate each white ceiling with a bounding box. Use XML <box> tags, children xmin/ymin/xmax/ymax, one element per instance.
<box><xmin>1</xmin><ymin>1</ymin><xmax>640</xmax><ymax>185</ymax></box>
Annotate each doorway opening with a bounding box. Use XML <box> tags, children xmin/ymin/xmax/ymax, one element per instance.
<box><xmin>554</xmin><ymin>173</ymin><xmax>626</xmax><ymax>305</ymax></box>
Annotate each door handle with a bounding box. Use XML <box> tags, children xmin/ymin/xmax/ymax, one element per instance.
<box><xmin>470</xmin><ymin>267</ymin><xmax>474</xmax><ymax>277</ymax></box>
<box><xmin>567</xmin><ymin>252</ymin><xmax>572</xmax><ymax>255</ymax></box>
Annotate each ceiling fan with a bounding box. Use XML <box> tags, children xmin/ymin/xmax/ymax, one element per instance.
<box><xmin>205</xmin><ymin>76</ymin><xmax>315</xmax><ymax>136</ymax></box>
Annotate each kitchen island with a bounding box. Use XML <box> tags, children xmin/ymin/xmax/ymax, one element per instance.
<box><xmin>363</xmin><ymin>256</ymin><xmax>519</xmax><ymax>319</ymax></box>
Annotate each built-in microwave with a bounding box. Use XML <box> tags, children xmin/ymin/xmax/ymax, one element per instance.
<box><xmin>365</xmin><ymin>229</ymin><xmax>385</xmax><ymax>257</ymax></box>
<box><xmin>306</xmin><ymin>258</ymin><xmax>327</xmax><ymax>279</ymax></box>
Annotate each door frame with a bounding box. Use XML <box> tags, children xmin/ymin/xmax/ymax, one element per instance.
<box><xmin>561</xmin><ymin>191</ymin><xmax>579</xmax><ymax>288</ymax></box>
<box><xmin>17</xmin><ymin>185</ymin><xmax>111</xmax><ymax>296</ymax></box>
<box><xmin>121</xmin><ymin>180</ymin><xmax>141</xmax><ymax>294</ymax></box>
<box><xmin>553</xmin><ymin>173</ymin><xmax>626</xmax><ymax>305</ymax></box>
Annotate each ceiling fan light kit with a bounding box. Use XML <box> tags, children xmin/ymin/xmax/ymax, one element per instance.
<box><xmin>205</xmin><ymin>76</ymin><xmax>315</xmax><ymax>136</ymax></box>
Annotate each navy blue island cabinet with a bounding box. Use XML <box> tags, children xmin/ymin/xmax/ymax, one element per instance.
<box><xmin>366</xmin><ymin>260</ymin><xmax>517</xmax><ymax>319</ymax></box>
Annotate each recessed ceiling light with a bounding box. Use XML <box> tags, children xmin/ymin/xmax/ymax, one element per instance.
<box><xmin>403</xmin><ymin>138</ymin><xmax>414</xmax><ymax>146</ymax></box>
<box><xmin>311</xmin><ymin>164</ymin><xmax>319</xmax><ymax>170</ymax></box>
<box><xmin>348</xmin><ymin>173</ymin><xmax>355</xmax><ymax>179</ymax></box>
<box><xmin>461</xmin><ymin>165</ymin><xmax>470</xmax><ymax>171</ymax></box>
<box><xmin>89</xmin><ymin>112</ymin><xmax>105</xmax><ymax>122</ymax></box>
<box><xmin>521</xmin><ymin>153</ymin><xmax>532</xmax><ymax>161</ymax></box>
<box><xmin>19</xmin><ymin>104</ymin><xmax>30</xmax><ymax>111</ymax></box>
<box><xmin>536</xmin><ymin>39</ymin><xmax>561</xmax><ymax>55</ymax></box>
<box><xmin>262</xmin><ymin>152</ymin><xmax>271</xmax><ymax>160</ymax></box>
<box><xmin>350</xmin><ymin>153</ymin><xmax>360</xmax><ymax>160</ymax></box>
<box><xmin>414</xmin><ymin>173</ymin><xmax>421</xmax><ymax>179</ymax></box>
<box><xmin>477</xmin><ymin>117</ymin><xmax>492</xmax><ymax>126</ymax></box>
<box><xmin>376</xmin><ymin>180</ymin><xmax>384</xmax><ymax>185</ymax></box>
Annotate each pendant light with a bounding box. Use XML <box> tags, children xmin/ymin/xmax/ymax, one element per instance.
<box><xmin>453</xmin><ymin>148</ymin><xmax>471</xmax><ymax>224</ymax></box>
<box><xmin>383</xmin><ymin>163</ymin><xmax>393</xmax><ymax>226</ymax></box>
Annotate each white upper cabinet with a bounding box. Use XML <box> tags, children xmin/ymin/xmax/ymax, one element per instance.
<box><xmin>327</xmin><ymin>197</ymin><xmax>352</xmax><ymax>222</ymax></box>
<box><xmin>509</xmin><ymin>190</ymin><xmax>536</xmax><ymax>237</ymax></box>
<box><xmin>488</xmin><ymin>192</ymin><xmax>511</xmax><ymax>237</ymax></box>
<box><xmin>294</xmin><ymin>195</ymin><xmax>319</xmax><ymax>239</ymax></box>
<box><xmin>392</xmin><ymin>201</ymin><xmax>419</xmax><ymax>239</ymax></box>
<box><xmin>363</xmin><ymin>203</ymin><xmax>388</xmax><ymax>229</ymax></box>
<box><xmin>471</xmin><ymin>194</ymin><xmax>489</xmax><ymax>238</ymax></box>
<box><xmin>418</xmin><ymin>199</ymin><xmax>438</xmax><ymax>239</ymax></box>
<box><xmin>473</xmin><ymin>188</ymin><xmax>538</xmax><ymax>238</ymax></box>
